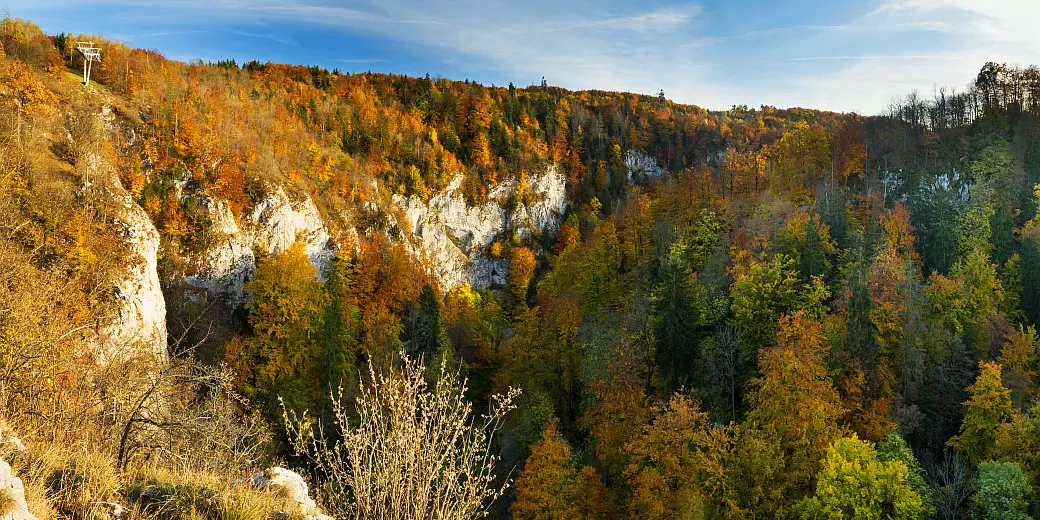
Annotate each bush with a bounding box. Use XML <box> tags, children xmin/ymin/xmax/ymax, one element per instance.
<box><xmin>285</xmin><ymin>355</ymin><xmax>520</xmax><ymax>519</ymax></box>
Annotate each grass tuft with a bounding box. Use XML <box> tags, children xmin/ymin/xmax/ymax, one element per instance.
<box><xmin>43</xmin><ymin>451</ymin><xmax>119</xmax><ymax>520</ymax></box>
<box><xmin>0</xmin><ymin>486</ymin><xmax>18</xmax><ymax>517</ymax></box>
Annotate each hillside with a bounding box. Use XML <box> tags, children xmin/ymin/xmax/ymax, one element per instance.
<box><xmin>4</xmin><ymin>14</ymin><xmax>1040</xmax><ymax>520</ymax></box>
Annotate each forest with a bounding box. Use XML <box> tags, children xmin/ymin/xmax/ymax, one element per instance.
<box><xmin>4</xmin><ymin>15</ymin><xmax>1040</xmax><ymax>519</ymax></box>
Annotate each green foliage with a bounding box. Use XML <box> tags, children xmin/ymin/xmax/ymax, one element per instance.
<box><xmin>969</xmin><ymin>144</ymin><xmax>1015</xmax><ymax>184</ymax></box>
<box><xmin>911</xmin><ymin>174</ymin><xmax>965</xmax><ymax>274</ymax></box>
<box><xmin>731</xmin><ymin>254</ymin><xmax>827</xmax><ymax>353</ymax></box>
<box><xmin>576</xmin><ymin>222</ymin><xmax>622</xmax><ymax>314</ymax></box>
<box><xmin>974</xmin><ymin>461</ymin><xmax>1031</xmax><ymax>520</ymax></box>
<box><xmin>653</xmin><ymin>259</ymin><xmax>700</xmax><ymax>389</ymax></box>
<box><xmin>957</xmin><ymin>183</ymin><xmax>995</xmax><ymax>261</ymax></box>
<box><xmin>876</xmin><ymin>432</ymin><xmax>935</xmax><ymax>517</ymax></box>
<box><xmin>670</xmin><ymin>209</ymin><xmax>725</xmax><ymax>272</ymax></box>
<box><xmin>777</xmin><ymin>211</ymin><xmax>837</xmax><ymax>281</ymax></box>
<box><xmin>406</xmin><ymin>284</ymin><xmax>447</xmax><ymax>359</ymax></box>
<box><xmin>796</xmin><ymin>436</ymin><xmax>926</xmax><ymax>520</ymax></box>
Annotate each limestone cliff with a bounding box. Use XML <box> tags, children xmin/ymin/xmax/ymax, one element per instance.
<box><xmin>394</xmin><ymin>164</ymin><xmax>568</xmax><ymax>289</ymax></box>
<box><xmin>186</xmin><ymin>187</ymin><xmax>338</xmax><ymax>305</ymax></box>
<box><xmin>97</xmin><ymin>191</ymin><xmax>168</xmax><ymax>363</ymax></box>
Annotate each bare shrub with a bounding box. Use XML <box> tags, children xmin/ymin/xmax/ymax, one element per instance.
<box><xmin>115</xmin><ymin>359</ymin><xmax>272</xmax><ymax>477</ymax></box>
<box><xmin>284</xmin><ymin>356</ymin><xmax>519</xmax><ymax>520</ymax></box>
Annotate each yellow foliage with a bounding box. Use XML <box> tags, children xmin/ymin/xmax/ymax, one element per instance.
<box><xmin>4</xmin><ymin>60</ymin><xmax>56</xmax><ymax>115</ymax></box>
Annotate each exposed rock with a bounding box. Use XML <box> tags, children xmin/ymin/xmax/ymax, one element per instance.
<box><xmin>187</xmin><ymin>187</ymin><xmax>338</xmax><ymax>305</ymax></box>
<box><xmin>4</xmin><ymin>438</ymin><xmax>25</xmax><ymax>454</ymax></box>
<box><xmin>247</xmin><ymin>467</ymin><xmax>330</xmax><ymax>519</ymax></box>
<box><xmin>625</xmin><ymin>150</ymin><xmax>665</xmax><ymax>181</ymax></box>
<box><xmin>0</xmin><ymin>456</ymin><xmax>36</xmax><ymax>520</ymax></box>
<box><xmin>98</xmin><ymin>502</ymin><xmax>123</xmax><ymax>520</ymax></box>
<box><xmin>526</xmin><ymin>165</ymin><xmax>568</xmax><ymax>234</ymax></box>
<box><xmin>98</xmin><ymin>192</ymin><xmax>168</xmax><ymax>363</ymax></box>
<box><xmin>185</xmin><ymin>198</ymin><xmax>255</xmax><ymax>306</ymax></box>
<box><xmin>249</xmin><ymin>187</ymin><xmax>336</xmax><ymax>279</ymax></box>
<box><xmin>396</xmin><ymin>165</ymin><xmax>567</xmax><ymax>289</ymax></box>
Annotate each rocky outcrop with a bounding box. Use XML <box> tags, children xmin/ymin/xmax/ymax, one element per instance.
<box><xmin>0</xmin><ymin>457</ymin><xmax>36</xmax><ymax>520</ymax></box>
<box><xmin>185</xmin><ymin>198</ymin><xmax>254</xmax><ymax>305</ymax></box>
<box><xmin>625</xmin><ymin>150</ymin><xmax>665</xmax><ymax>181</ymax></box>
<box><xmin>395</xmin><ymin>165</ymin><xmax>567</xmax><ymax>289</ymax></box>
<box><xmin>525</xmin><ymin>166</ymin><xmax>569</xmax><ymax>234</ymax></box>
<box><xmin>184</xmin><ymin>164</ymin><xmax>564</xmax><ymax>298</ymax></box>
<box><xmin>97</xmin><ymin>191</ymin><xmax>168</xmax><ymax>364</ymax></box>
<box><xmin>249</xmin><ymin>187</ymin><xmax>336</xmax><ymax>279</ymax></box>
<box><xmin>187</xmin><ymin>187</ymin><xmax>338</xmax><ymax>305</ymax></box>
<box><xmin>247</xmin><ymin>467</ymin><xmax>332</xmax><ymax>520</ymax></box>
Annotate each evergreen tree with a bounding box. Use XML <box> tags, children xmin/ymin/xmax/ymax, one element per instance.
<box><xmin>654</xmin><ymin>259</ymin><xmax>700</xmax><ymax>390</ymax></box>
<box><xmin>406</xmin><ymin>284</ymin><xmax>446</xmax><ymax>360</ymax></box>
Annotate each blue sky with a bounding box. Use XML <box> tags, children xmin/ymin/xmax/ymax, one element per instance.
<box><xmin>14</xmin><ymin>0</ymin><xmax>1040</xmax><ymax>113</ymax></box>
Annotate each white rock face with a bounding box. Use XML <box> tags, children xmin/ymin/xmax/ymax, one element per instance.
<box><xmin>625</xmin><ymin>150</ymin><xmax>665</xmax><ymax>180</ymax></box>
<box><xmin>248</xmin><ymin>467</ymin><xmax>330</xmax><ymax>519</ymax></box>
<box><xmin>395</xmin><ymin>165</ymin><xmax>567</xmax><ymax>289</ymax></box>
<box><xmin>0</xmin><ymin>457</ymin><xmax>37</xmax><ymax>520</ymax></box>
<box><xmin>186</xmin><ymin>198</ymin><xmax>255</xmax><ymax>305</ymax></box>
<box><xmin>526</xmin><ymin>167</ymin><xmax>568</xmax><ymax>234</ymax></box>
<box><xmin>187</xmin><ymin>187</ymin><xmax>337</xmax><ymax>305</ymax></box>
<box><xmin>99</xmin><ymin>193</ymin><xmax>168</xmax><ymax>363</ymax></box>
<box><xmin>249</xmin><ymin>187</ymin><xmax>336</xmax><ymax>277</ymax></box>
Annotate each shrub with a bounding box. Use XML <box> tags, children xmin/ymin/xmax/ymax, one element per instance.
<box><xmin>285</xmin><ymin>355</ymin><xmax>520</xmax><ymax>519</ymax></box>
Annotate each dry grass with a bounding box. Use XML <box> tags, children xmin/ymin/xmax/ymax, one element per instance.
<box><xmin>0</xmin><ymin>487</ymin><xmax>18</xmax><ymax>517</ymax></box>
<box><xmin>4</xmin><ymin>441</ymin><xmax>306</xmax><ymax>520</ymax></box>
<box><xmin>124</xmin><ymin>466</ymin><xmax>305</xmax><ymax>520</ymax></box>
<box><xmin>43</xmin><ymin>451</ymin><xmax>119</xmax><ymax>520</ymax></box>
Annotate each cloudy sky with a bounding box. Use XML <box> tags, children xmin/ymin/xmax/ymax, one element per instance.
<box><xmin>14</xmin><ymin>0</ymin><xmax>1040</xmax><ymax>113</ymax></box>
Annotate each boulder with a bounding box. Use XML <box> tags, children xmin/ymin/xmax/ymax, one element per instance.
<box><xmin>248</xmin><ymin>467</ymin><xmax>331</xmax><ymax>519</ymax></box>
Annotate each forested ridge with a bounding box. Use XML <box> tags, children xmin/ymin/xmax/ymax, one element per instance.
<box><xmin>4</xmin><ymin>15</ymin><xmax>1040</xmax><ymax>519</ymax></box>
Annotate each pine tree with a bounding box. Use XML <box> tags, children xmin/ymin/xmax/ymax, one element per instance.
<box><xmin>654</xmin><ymin>259</ymin><xmax>699</xmax><ymax>390</ymax></box>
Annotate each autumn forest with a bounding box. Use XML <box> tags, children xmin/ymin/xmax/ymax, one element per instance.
<box><xmin>4</xmin><ymin>15</ymin><xmax>1040</xmax><ymax>520</ymax></box>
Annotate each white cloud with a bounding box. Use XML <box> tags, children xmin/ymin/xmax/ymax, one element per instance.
<box><xmin>789</xmin><ymin>0</ymin><xmax>1040</xmax><ymax>112</ymax></box>
<box><xmin>23</xmin><ymin>0</ymin><xmax>1040</xmax><ymax>113</ymax></box>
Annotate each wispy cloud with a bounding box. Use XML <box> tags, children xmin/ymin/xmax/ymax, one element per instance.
<box><xmin>789</xmin><ymin>0</ymin><xmax>1040</xmax><ymax>111</ymax></box>
<box><xmin>18</xmin><ymin>0</ymin><xmax>1040</xmax><ymax>113</ymax></box>
<box><xmin>231</xmin><ymin>29</ymin><xmax>299</xmax><ymax>48</ymax></box>
<box><xmin>138</xmin><ymin>30</ymin><xmax>206</xmax><ymax>37</ymax></box>
<box><xmin>336</xmin><ymin>58</ymin><xmax>387</xmax><ymax>63</ymax></box>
